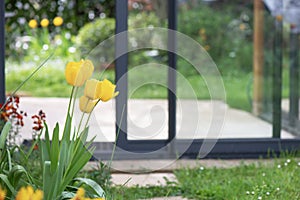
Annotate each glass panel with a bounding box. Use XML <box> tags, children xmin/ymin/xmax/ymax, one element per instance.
<box><xmin>176</xmin><ymin>0</ymin><xmax>298</xmax><ymax>139</ymax></box>
<box><xmin>127</xmin><ymin>0</ymin><xmax>169</xmax><ymax>140</ymax></box>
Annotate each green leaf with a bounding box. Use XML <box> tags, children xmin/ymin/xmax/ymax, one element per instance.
<box><xmin>59</xmin><ymin>191</ymin><xmax>76</xmax><ymax>200</ymax></box>
<box><xmin>50</xmin><ymin>123</ymin><xmax>60</xmax><ymax>174</ymax></box>
<box><xmin>39</xmin><ymin>140</ymin><xmax>50</xmax><ymax>166</ymax></box>
<box><xmin>6</xmin><ymin>149</ymin><xmax>12</xmax><ymax>171</ymax></box>
<box><xmin>44</xmin><ymin>123</ymin><xmax>51</xmax><ymax>157</ymax></box>
<box><xmin>60</xmin><ymin>147</ymin><xmax>94</xmax><ymax>191</ymax></box>
<box><xmin>74</xmin><ymin>177</ymin><xmax>105</xmax><ymax>197</ymax></box>
<box><xmin>0</xmin><ymin>174</ymin><xmax>17</xmax><ymax>196</ymax></box>
<box><xmin>56</xmin><ymin>140</ymin><xmax>69</xmax><ymax>195</ymax></box>
<box><xmin>0</xmin><ymin>122</ymin><xmax>11</xmax><ymax>149</ymax></box>
<box><xmin>8</xmin><ymin>165</ymin><xmax>33</xmax><ymax>187</ymax></box>
<box><xmin>43</xmin><ymin>161</ymin><xmax>59</xmax><ymax>200</ymax></box>
<box><xmin>62</xmin><ymin>113</ymin><xmax>72</xmax><ymax>142</ymax></box>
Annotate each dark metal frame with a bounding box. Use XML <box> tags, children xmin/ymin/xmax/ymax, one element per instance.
<box><xmin>114</xmin><ymin>0</ymin><xmax>178</xmax><ymax>153</ymax></box>
<box><xmin>288</xmin><ymin>29</ymin><xmax>299</xmax><ymax>127</ymax></box>
<box><xmin>0</xmin><ymin>0</ymin><xmax>5</xmax><ymax>104</ymax></box>
<box><xmin>272</xmin><ymin>18</ymin><xmax>283</xmax><ymax>138</ymax></box>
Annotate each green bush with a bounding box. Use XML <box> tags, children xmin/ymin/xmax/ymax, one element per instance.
<box><xmin>76</xmin><ymin>13</ymin><xmax>166</xmax><ymax>68</ymax></box>
<box><xmin>178</xmin><ymin>4</ymin><xmax>254</xmax><ymax>73</ymax></box>
<box><xmin>5</xmin><ymin>0</ymin><xmax>115</xmax><ymax>61</ymax></box>
<box><xmin>76</xmin><ymin>18</ymin><xmax>115</xmax><ymax>65</ymax></box>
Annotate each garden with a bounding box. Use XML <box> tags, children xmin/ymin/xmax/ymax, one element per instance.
<box><xmin>1</xmin><ymin>0</ymin><xmax>300</xmax><ymax>199</ymax></box>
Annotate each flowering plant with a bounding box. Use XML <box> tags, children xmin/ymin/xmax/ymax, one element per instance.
<box><xmin>0</xmin><ymin>58</ymin><xmax>117</xmax><ymax>199</ymax></box>
<box><xmin>38</xmin><ymin>59</ymin><xmax>117</xmax><ymax>200</ymax></box>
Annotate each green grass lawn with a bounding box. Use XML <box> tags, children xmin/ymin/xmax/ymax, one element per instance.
<box><xmin>5</xmin><ymin>60</ymin><xmax>291</xmax><ymax>112</ymax></box>
<box><xmin>106</xmin><ymin>157</ymin><xmax>300</xmax><ymax>199</ymax></box>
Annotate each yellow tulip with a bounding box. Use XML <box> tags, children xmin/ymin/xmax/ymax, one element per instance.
<box><xmin>40</xmin><ymin>18</ymin><xmax>49</xmax><ymax>27</ymax></box>
<box><xmin>84</xmin><ymin>79</ymin><xmax>102</xmax><ymax>100</ymax></box>
<box><xmin>99</xmin><ymin>79</ymin><xmax>119</xmax><ymax>102</ymax></box>
<box><xmin>53</xmin><ymin>16</ymin><xmax>64</xmax><ymax>26</ymax></box>
<box><xmin>65</xmin><ymin>60</ymin><xmax>94</xmax><ymax>87</ymax></box>
<box><xmin>28</xmin><ymin>19</ymin><xmax>38</xmax><ymax>28</ymax></box>
<box><xmin>79</xmin><ymin>96</ymin><xmax>98</xmax><ymax>113</ymax></box>
<box><xmin>15</xmin><ymin>186</ymin><xmax>43</xmax><ymax>200</ymax></box>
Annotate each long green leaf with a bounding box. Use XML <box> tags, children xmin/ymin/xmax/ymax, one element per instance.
<box><xmin>43</xmin><ymin>161</ymin><xmax>57</xmax><ymax>200</ymax></box>
<box><xmin>56</xmin><ymin>140</ymin><xmax>69</xmax><ymax>195</ymax></box>
<box><xmin>50</xmin><ymin>123</ymin><xmax>60</xmax><ymax>174</ymax></box>
<box><xmin>62</xmin><ymin>113</ymin><xmax>72</xmax><ymax>142</ymax></box>
<box><xmin>59</xmin><ymin>191</ymin><xmax>76</xmax><ymax>200</ymax></box>
<box><xmin>6</xmin><ymin>149</ymin><xmax>12</xmax><ymax>171</ymax></box>
<box><xmin>60</xmin><ymin>148</ymin><xmax>94</xmax><ymax>192</ymax></box>
<box><xmin>44</xmin><ymin>123</ymin><xmax>51</xmax><ymax>158</ymax></box>
<box><xmin>0</xmin><ymin>174</ymin><xmax>17</xmax><ymax>196</ymax></box>
<box><xmin>8</xmin><ymin>165</ymin><xmax>33</xmax><ymax>187</ymax></box>
<box><xmin>0</xmin><ymin>122</ymin><xmax>11</xmax><ymax>149</ymax></box>
<box><xmin>74</xmin><ymin>178</ymin><xmax>105</xmax><ymax>197</ymax></box>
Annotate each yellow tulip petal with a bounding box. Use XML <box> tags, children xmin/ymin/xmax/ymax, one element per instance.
<box><xmin>81</xmin><ymin>60</ymin><xmax>94</xmax><ymax>80</ymax></box>
<box><xmin>99</xmin><ymin>79</ymin><xmax>116</xmax><ymax>102</ymax></box>
<box><xmin>32</xmin><ymin>190</ymin><xmax>43</xmax><ymax>200</ymax></box>
<box><xmin>79</xmin><ymin>96</ymin><xmax>97</xmax><ymax>113</ymax></box>
<box><xmin>77</xmin><ymin>187</ymin><xmax>85</xmax><ymax>197</ymax></box>
<box><xmin>84</xmin><ymin>79</ymin><xmax>101</xmax><ymax>100</ymax></box>
<box><xmin>27</xmin><ymin>186</ymin><xmax>34</xmax><ymax>196</ymax></box>
<box><xmin>65</xmin><ymin>60</ymin><xmax>94</xmax><ymax>87</ymax></box>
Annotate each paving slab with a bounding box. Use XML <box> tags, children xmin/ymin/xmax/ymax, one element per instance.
<box><xmin>111</xmin><ymin>173</ymin><xmax>176</xmax><ymax>187</ymax></box>
<box><xmin>17</xmin><ymin>97</ymin><xmax>295</xmax><ymax>142</ymax></box>
<box><xmin>85</xmin><ymin>159</ymin><xmax>274</xmax><ymax>173</ymax></box>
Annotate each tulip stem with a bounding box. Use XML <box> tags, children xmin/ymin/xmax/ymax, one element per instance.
<box><xmin>71</xmin><ymin>87</ymin><xmax>79</xmax><ymax>117</ymax></box>
<box><xmin>76</xmin><ymin>112</ymin><xmax>85</xmax><ymax>138</ymax></box>
<box><xmin>83</xmin><ymin>99</ymin><xmax>100</xmax><ymax>131</ymax></box>
<box><xmin>67</xmin><ymin>86</ymin><xmax>75</xmax><ymax>115</ymax></box>
<box><xmin>108</xmin><ymin>104</ymin><xmax>125</xmax><ymax>169</ymax></box>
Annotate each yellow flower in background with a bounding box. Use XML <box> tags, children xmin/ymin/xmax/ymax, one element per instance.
<box><xmin>28</xmin><ymin>19</ymin><xmax>38</xmax><ymax>28</ymax></box>
<box><xmin>65</xmin><ymin>59</ymin><xmax>94</xmax><ymax>87</ymax></box>
<box><xmin>40</xmin><ymin>18</ymin><xmax>49</xmax><ymax>27</ymax></box>
<box><xmin>0</xmin><ymin>188</ymin><xmax>6</xmax><ymax>200</ymax></box>
<box><xmin>79</xmin><ymin>96</ymin><xmax>98</xmax><ymax>113</ymax></box>
<box><xmin>98</xmin><ymin>79</ymin><xmax>119</xmax><ymax>102</ymax></box>
<box><xmin>84</xmin><ymin>79</ymin><xmax>102</xmax><ymax>100</ymax></box>
<box><xmin>53</xmin><ymin>16</ymin><xmax>64</xmax><ymax>26</ymax></box>
<box><xmin>15</xmin><ymin>186</ymin><xmax>43</xmax><ymax>200</ymax></box>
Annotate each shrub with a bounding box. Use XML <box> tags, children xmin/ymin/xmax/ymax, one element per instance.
<box><xmin>76</xmin><ymin>18</ymin><xmax>115</xmax><ymax>67</ymax></box>
<box><xmin>75</xmin><ymin>13</ymin><xmax>164</xmax><ymax>68</ymax></box>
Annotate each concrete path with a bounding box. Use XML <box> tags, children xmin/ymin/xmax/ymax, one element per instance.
<box><xmin>18</xmin><ymin>97</ymin><xmax>294</xmax><ymax>142</ymax></box>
